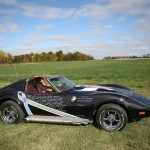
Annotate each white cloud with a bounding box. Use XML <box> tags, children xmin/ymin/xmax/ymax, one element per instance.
<box><xmin>1</xmin><ymin>0</ymin><xmax>150</xmax><ymax>59</ymax></box>
<box><xmin>136</xmin><ymin>36</ymin><xmax>150</xmax><ymax>43</ymax></box>
<box><xmin>105</xmin><ymin>25</ymin><xmax>113</xmax><ymax>29</ymax></box>
<box><xmin>89</xmin><ymin>22</ymin><xmax>113</xmax><ymax>36</ymax></box>
<box><xmin>0</xmin><ymin>9</ymin><xmax>17</xmax><ymax>15</ymax></box>
<box><xmin>0</xmin><ymin>37</ymin><xmax>4</xmax><ymax>42</ymax></box>
<box><xmin>75</xmin><ymin>0</ymin><xmax>150</xmax><ymax>20</ymax></box>
<box><xmin>0</xmin><ymin>23</ymin><xmax>20</xmax><ymax>33</ymax></box>
<box><xmin>116</xmin><ymin>17</ymin><xmax>127</xmax><ymax>21</ymax></box>
<box><xmin>77</xmin><ymin>38</ymin><xmax>150</xmax><ymax>59</ymax></box>
<box><xmin>0</xmin><ymin>0</ymin><xmax>149</xmax><ymax>22</ymax></box>
<box><xmin>14</xmin><ymin>32</ymin><xmax>150</xmax><ymax>59</ymax></box>
<box><xmin>15</xmin><ymin>33</ymin><xmax>86</xmax><ymax>47</ymax></box>
<box><xmin>75</xmin><ymin>4</ymin><xmax>109</xmax><ymax>20</ymax></box>
<box><xmin>109</xmin><ymin>33</ymin><xmax>131</xmax><ymax>42</ymax></box>
<box><xmin>0</xmin><ymin>0</ymin><xmax>16</xmax><ymax>5</ymax></box>
<box><xmin>13</xmin><ymin>39</ymin><xmax>150</xmax><ymax>59</ymax></box>
<box><xmin>136</xmin><ymin>17</ymin><xmax>150</xmax><ymax>32</ymax></box>
<box><xmin>20</xmin><ymin>4</ymin><xmax>76</xmax><ymax>19</ymax></box>
<box><xmin>14</xmin><ymin>0</ymin><xmax>149</xmax><ymax>21</ymax></box>
<box><xmin>1</xmin><ymin>0</ymin><xmax>149</xmax><ymax>24</ymax></box>
<box><xmin>36</xmin><ymin>24</ymin><xmax>53</xmax><ymax>31</ymax></box>
<box><xmin>111</xmin><ymin>0</ymin><xmax>150</xmax><ymax>15</ymax></box>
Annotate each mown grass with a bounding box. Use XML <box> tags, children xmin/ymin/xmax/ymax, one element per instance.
<box><xmin>0</xmin><ymin>59</ymin><xmax>150</xmax><ymax>150</ymax></box>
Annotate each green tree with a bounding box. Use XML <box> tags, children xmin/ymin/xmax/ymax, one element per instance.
<box><xmin>56</xmin><ymin>50</ymin><xmax>64</xmax><ymax>61</ymax></box>
<box><xmin>50</xmin><ymin>53</ymin><xmax>58</xmax><ymax>61</ymax></box>
<box><xmin>32</xmin><ymin>53</ymin><xmax>39</xmax><ymax>62</ymax></box>
<box><xmin>7</xmin><ymin>53</ymin><xmax>13</xmax><ymax>64</ymax></box>
<box><xmin>0</xmin><ymin>50</ymin><xmax>7</xmax><ymax>63</ymax></box>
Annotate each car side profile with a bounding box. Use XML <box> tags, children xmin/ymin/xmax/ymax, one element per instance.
<box><xmin>0</xmin><ymin>75</ymin><xmax>150</xmax><ymax>132</ymax></box>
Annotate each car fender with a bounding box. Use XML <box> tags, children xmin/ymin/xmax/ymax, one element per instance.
<box><xmin>0</xmin><ymin>90</ymin><xmax>25</xmax><ymax>112</ymax></box>
<box><xmin>92</xmin><ymin>94</ymin><xmax>132</xmax><ymax>120</ymax></box>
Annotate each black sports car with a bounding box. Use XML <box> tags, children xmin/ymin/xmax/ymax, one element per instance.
<box><xmin>0</xmin><ymin>75</ymin><xmax>150</xmax><ymax>131</ymax></box>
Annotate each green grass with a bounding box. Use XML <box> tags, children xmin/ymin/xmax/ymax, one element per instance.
<box><xmin>0</xmin><ymin>59</ymin><xmax>150</xmax><ymax>150</ymax></box>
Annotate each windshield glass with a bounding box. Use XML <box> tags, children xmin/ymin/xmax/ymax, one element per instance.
<box><xmin>49</xmin><ymin>76</ymin><xmax>77</xmax><ymax>92</ymax></box>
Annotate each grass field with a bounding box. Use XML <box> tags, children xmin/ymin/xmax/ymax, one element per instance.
<box><xmin>0</xmin><ymin>59</ymin><xmax>150</xmax><ymax>150</ymax></box>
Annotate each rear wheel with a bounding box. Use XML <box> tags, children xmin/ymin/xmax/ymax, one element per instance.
<box><xmin>0</xmin><ymin>101</ymin><xmax>25</xmax><ymax>124</ymax></box>
<box><xmin>96</xmin><ymin>103</ymin><xmax>128</xmax><ymax>131</ymax></box>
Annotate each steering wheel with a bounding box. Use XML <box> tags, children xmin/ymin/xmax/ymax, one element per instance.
<box><xmin>61</xmin><ymin>83</ymin><xmax>66</xmax><ymax>89</ymax></box>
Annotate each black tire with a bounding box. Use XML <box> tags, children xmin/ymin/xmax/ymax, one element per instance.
<box><xmin>96</xmin><ymin>103</ymin><xmax>128</xmax><ymax>131</ymax></box>
<box><xmin>0</xmin><ymin>101</ymin><xmax>25</xmax><ymax>124</ymax></box>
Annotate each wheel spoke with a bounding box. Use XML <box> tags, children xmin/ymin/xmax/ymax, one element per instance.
<box><xmin>11</xmin><ymin>115</ymin><xmax>16</xmax><ymax>119</ymax></box>
<box><xmin>4</xmin><ymin>108</ymin><xmax>10</xmax><ymax>113</ymax></box>
<box><xmin>100</xmin><ymin>109</ymin><xmax>123</xmax><ymax>130</ymax></box>
<box><xmin>7</xmin><ymin>114</ymin><xmax>12</xmax><ymax>120</ymax></box>
<box><xmin>12</xmin><ymin>112</ymin><xmax>18</xmax><ymax>118</ymax></box>
<box><xmin>109</xmin><ymin>120</ymin><xmax>113</xmax><ymax>127</ymax></box>
<box><xmin>5</xmin><ymin>114</ymin><xmax>10</xmax><ymax>118</ymax></box>
<box><xmin>102</xmin><ymin>117</ymin><xmax>109</xmax><ymax>121</ymax></box>
<box><xmin>114</xmin><ymin>119</ymin><xmax>120</xmax><ymax>122</ymax></box>
<box><xmin>2</xmin><ymin>106</ymin><xmax>18</xmax><ymax>122</ymax></box>
<box><xmin>12</xmin><ymin>109</ymin><xmax>17</xmax><ymax>115</ymax></box>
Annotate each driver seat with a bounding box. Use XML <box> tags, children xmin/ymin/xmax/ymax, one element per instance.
<box><xmin>37</xmin><ymin>83</ymin><xmax>47</xmax><ymax>93</ymax></box>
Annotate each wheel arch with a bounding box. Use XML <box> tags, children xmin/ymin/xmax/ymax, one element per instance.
<box><xmin>0</xmin><ymin>98</ymin><xmax>21</xmax><ymax>107</ymax></box>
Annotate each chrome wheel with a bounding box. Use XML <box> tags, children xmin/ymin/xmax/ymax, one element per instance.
<box><xmin>0</xmin><ymin>101</ymin><xmax>25</xmax><ymax>124</ymax></box>
<box><xmin>1</xmin><ymin>106</ymin><xmax>18</xmax><ymax>123</ymax></box>
<box><xmin>100</xmin><ymin>110</ymin><xmax>123</xmax><ymax>130</ymax></box>
<box><xmin>96</xmin><ymin>103</ymin><xmax>128</xmax><ymax>131</ymax></box>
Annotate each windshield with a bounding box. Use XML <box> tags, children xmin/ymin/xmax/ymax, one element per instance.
<box><xmin>48</xmin><ymin>76</ymin><xmax>77</xmax><ymax>92</ymax></box>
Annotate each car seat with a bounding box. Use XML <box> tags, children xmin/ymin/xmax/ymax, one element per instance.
<box><xmin>27</xmin><ymin>84</ymin><xmax>37</xmax><ymax>93</ymax></box>
<box><xmin>37</xmin><ymin>83</ymin><xmax>47</xmax><ymax>93</ymax></box>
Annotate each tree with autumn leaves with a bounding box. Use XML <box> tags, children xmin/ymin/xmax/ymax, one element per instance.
<box><xmin>0</xmin><ymin>50</ymin><xmax>13</xmax><ymax>64</ymax></box>
<box><xmin>0</xmin><ymin>50</ymin><xmax>94</xmax><ymax>64</ymax></box>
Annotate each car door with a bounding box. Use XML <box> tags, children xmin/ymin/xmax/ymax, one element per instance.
<box><xmin>24</xmin><ymin>91</ymin><xmax>68</xmax><ymax>116</ymax></box>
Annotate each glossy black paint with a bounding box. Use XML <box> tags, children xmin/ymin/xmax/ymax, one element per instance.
<box><xmin>0</xmin><ymin>76</ymin><xmax>150</xmax><ymax>123</ymax></box>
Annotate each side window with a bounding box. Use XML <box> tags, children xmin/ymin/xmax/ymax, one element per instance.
<box><xmin>26</xmin><ymin>79</ymin><xmax>37</xmax><ymax>93</ymax></box>
<box><xmin>40</xmin><ymin>78</ymin><xmax>55</xmax><ymax>92</ymax></box>
<box><xmin>26</xmin><ymin>77</ymin><xmax>56</xmax><ymax>93</ymax></box>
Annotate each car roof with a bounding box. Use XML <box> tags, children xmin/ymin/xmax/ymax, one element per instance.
<box><xmin>28</xmin><ymin>75</ymin><xmax>61</xmax><ymax>80</ymax></box>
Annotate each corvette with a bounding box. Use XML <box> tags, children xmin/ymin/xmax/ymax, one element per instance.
<box><xmin>0</xmin><ymin>75</ymin><xmax>150</xmax><ymax>131</ymax></box>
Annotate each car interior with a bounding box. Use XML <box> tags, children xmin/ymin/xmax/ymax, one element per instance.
<box><xmin>26</xmin><ymin>77</ymin><xmax>54</xmax><ymax>93</ymax></box>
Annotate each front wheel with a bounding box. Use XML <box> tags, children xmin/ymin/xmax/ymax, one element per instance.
<box><xmin>96</xmin><ymin>103</ymin><xmax>128</xmax><ymax>131</ymax></box>
<box><xmin>0</xmin><ymin>101</ymin><xmax>25</xmax><ymax>124</ymax></box>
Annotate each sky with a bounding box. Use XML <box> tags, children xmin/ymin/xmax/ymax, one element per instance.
<box><xmin>0</xmin><ymin>0</ymin><xmax>150</xmax><ymax>59</ymax></box>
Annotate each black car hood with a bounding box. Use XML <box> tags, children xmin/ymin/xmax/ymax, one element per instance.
<box><xmin>74</xmin><ymin>84</ymin><xmax>122</xmax><ymax>93</ymax></box>
<box><xmin>74</xmin><ymin>84</ymin><xmax>150</xmax><ymax>107</ymax></box>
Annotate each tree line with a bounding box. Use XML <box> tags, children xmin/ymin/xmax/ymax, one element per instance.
<box><xmin>103</xmin><ymin>54</ymin><xmax>150</xmax><ymax>60</ymax></box>
<box><xmin>0</xmin><ymin>50</ymin><xmax>94</xmax><ymax>64</ymax></box>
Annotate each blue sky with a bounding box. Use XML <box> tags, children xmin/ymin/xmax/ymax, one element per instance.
<box><xmin>0</xmin><ymin>0</ymin><xmax>150</xmax><ymax>59</ymax></box>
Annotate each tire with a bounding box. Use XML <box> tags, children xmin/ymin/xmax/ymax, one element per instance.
<box><xmin>96</xmin><ymin>103</ymin><xmax>128</xmax><ymax>131</ymax></box>
<box><xmin>0</xmin><ymin>101</ymin><xmax>25</xmax><ymax>124</ymax></box>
